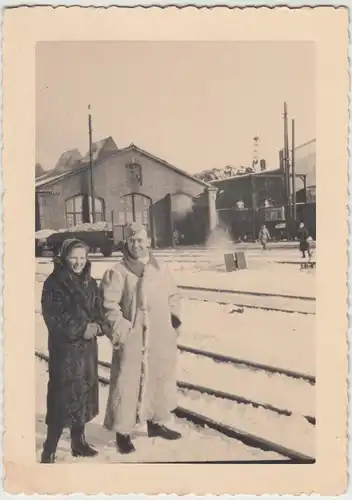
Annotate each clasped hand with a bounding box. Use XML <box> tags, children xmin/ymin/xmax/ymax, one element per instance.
<box><xmin>84</xmin><ymin>322</ymin><xmax>99</xmax><ymax>340</ymax></box>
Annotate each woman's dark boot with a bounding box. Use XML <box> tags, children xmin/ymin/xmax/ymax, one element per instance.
<box><xmin>40</xmin><ymin>424</ymin><xmax>63</xmax><ymax>463</ymax></box>
<box><xmin>41</xmin><ymin>447</ymin><xmax>56</xmax><ymax>464</ymax></box>
<box><xmin>116</xmin><ymin>433</ymin><xmax>136</xmax><ymax>454</ymax></box>
<box><xmin>71</xmin><ymin>425</ymin><xmax>98</xmax><ymax>457</ymax></box>
<box><xmin>147</xmin><ymin>421</ymin><xmax>182</xmax><ymax>440</ymax></box>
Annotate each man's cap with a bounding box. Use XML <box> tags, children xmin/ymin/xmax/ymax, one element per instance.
<box><xmin>124</xmin><ymin>222</ymin><xmax>148</xmax><ymax>239</ymax></box>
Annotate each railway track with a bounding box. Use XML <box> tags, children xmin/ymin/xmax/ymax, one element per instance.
<box><xmin>97</xmin><ymin>357</ymin><xmax>314</xmax><ymax>422</ymax></box>
<box><xmin>35</xmin><ymin>350</ymin><xmax>315</xmax><ymax>463</ymax></box>
<box><xmin>34</xmin><ymin>308</ymin><xmax>314</xmax><ymax>383</ymax></box>
<box><xmin>181</xmin><ymin>290</ymin><xmax>315</xmax><ymax>315</ymax></box>
<box><xmin>178</xmin><ymin>285</ymin><xmax>315</xmax><ymax>302</ymax></box>
<box><xmin>178</xmin><ymin>284</ymin><xmax>316</xmax><ymax>315</ymax></box>
<box><xmin>177</xmin><ymin>344</ymin><xmax>315</xmax><ymax>384</ymax></box>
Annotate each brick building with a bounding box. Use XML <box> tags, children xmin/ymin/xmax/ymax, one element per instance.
<box><xmin>35</xmin><ymin>138</ymin><xmax>217</xmax><ymax>248</ymax></box>
<box><xmin>211</xmin><ymin>170</ymin><xmax>286</xmax><ymax>240</ymax></box>
<box><xmin>211</xmin><ymin>139</ymin><xmax>316</xmax><ymax>240</ymax></box>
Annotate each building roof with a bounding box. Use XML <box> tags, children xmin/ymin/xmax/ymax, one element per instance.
<box><xmin>54</xmin><ymin>148</ymin><xmax>82</xmax><ymax>172</ymax></box>
<box><xmin>36</xmin><ymin>170</ymin><xmax>76</xmax><ymax>188</ymax></box>
<box><xmin>210</xmin><ymin>168</ymin><xmax>282</xmax><ymax>184</ymax></box>
<box><xmin>210</xmin><ymin>139</ymin><xmax>316</xmax><ymax>188</ymax></box>
<box><xmin>35</xmin><ymin>142</ymin><xmax>211</xmax><ymax>190</ymax></box>
<box><xmin>81</xmin><ymin>136</ymin><xmax>118</xmax><ymax>163</ymax></box>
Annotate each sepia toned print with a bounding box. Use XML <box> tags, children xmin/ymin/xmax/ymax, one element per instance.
<box><xmin>3</xmin><ymin>6</ymin><xmax>348</xmax><ymax>495</ymax></box>
<box><xmin>35</xmin><ymin>40</ymin><xmax>316</xmax><ymax>465</ymax></box>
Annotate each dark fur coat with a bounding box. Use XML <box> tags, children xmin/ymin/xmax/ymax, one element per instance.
<box><xmin>41</xmin><ymin>259</ymin><xmax>104</xmax><ymax>428</ymax></box>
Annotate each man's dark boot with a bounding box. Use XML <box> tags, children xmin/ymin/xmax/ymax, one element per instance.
<box><xmin>40</xmin><ymin>424</ymin><xmax>63</xmax><ymax>463</ymax></box>
<box><xmin>116</xmin><ymin>433</ymin><xmax>136</xmax><ymax>454</ymax></box>
<box><xmin>71</xmin><ymin>425</ymin><xmax>98</xmax><ymax>457</ymax></box>
<box><xmin>147</xmin><ymin>421</ymin><xmax>182</xmax><ymax>440</ymax></box>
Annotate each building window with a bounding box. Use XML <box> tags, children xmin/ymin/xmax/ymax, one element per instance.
<box><xmin>88</xmin><ymin>196</ymin><xmax>105</xmax><ymax>222</ymax></box>
<box><xmin>118</xmin><ymin>193</ymin><xmax>151</xmax><ymax>230</ymax></box>
<box><xmin>126</xmin><ymin>162</ymin><xmax>143</xmax><ymax>186</ymax></box>
<box><xmin>263</xmin><ymin>206</ymin><xmax>285</xmax><ymax>221</ymax></box>
<box><xmin>65</xmin><ymin>195</ymin><xmax>105</xmax><ymax>227</ymax></box>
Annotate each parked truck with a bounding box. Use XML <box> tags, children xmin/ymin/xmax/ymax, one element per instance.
<box><xmin>39</xmin><ymin>222</ymin><xmax>116</xmax><ymax>257</ymax></box>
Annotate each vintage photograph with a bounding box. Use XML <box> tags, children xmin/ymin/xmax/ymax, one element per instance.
<box><xmin>34</xmin><ymin>41</ymin><xmax>316</xmax><ymax>464</ymax></box>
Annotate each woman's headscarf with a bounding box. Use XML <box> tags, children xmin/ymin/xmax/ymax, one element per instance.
<box><xmin>59</xmin><ymin>238</ymin><xmax>89</xmax><ymax>262</ymax></box>
<box><xmin>53</xmin><ymin>238</ymin><xmax>91</xmax><ymax>282</ymax></box>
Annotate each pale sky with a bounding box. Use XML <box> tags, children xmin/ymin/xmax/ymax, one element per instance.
<box><xmin>36</xmin><ymin>41</ymin><xmax>315</xmax><ymax>174</ymax></box>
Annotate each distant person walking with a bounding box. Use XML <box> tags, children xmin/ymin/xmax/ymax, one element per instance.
<box><xmin>258</xmin><ymin>224</ymin><xmax>271</xmax><ymax>250</ymax></box>
<box><xmin>298</xmin><ymin>222</ymin><xmax>312</xmax><ymax>258</ymax></box>
<box><xmin>100</xmin><ymin>222</ymin><xmax>182</xmax><ymax>455</ymax></box>
<box><xmin>40</xmin><ymin>239</ymin><xmax>105</xmax><ymax>463</ymax></box>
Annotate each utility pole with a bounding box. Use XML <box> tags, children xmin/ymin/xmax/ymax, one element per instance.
<box><xmin>252</xmin><ymin>136</ymin><xmax>259</xmax><ymax>172</ymax></box>
<box><xmin>88</xmin><ymin>105</ymin><xmax>96</xmax><ymax>223</ymax></box>
<box><xmin>283</xmin><ymin>102</ymin><xmax>291</xmax><ymax>237</ymax></box>
<box><xmin>291</xmin><ymin>118</ymin><xmax>297</xmax><ymax>224</ymax></box>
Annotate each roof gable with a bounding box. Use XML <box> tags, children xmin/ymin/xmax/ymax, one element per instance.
<box><xmin>54</xmin><ymin>148</ymin><xmax>83</xmax><ymax>173</ymax></box>
<box><xmin>36</xmin><ymin>142</ymin><xmax>210</xmax><ymax>190</ymax></box>
<box><xmin>81</xmin><ymin>136</ymin><xmax>118</xmax><ymax>163</ymax></box>
<box><xmin>124</xmin><ymin>144</ymin><xmax>211</xmax><ymax>188</ymax></box>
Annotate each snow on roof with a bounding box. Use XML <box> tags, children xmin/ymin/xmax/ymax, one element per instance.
<box><xmin>210</xmin><ymin>168</ymin><xmax>282</xmax><ymax>184</ymax></box>
<box><xmin>54</xmin><ymin>148</ymin><xmax>83</xmax><ymax>172</ymax></box>
<box><xmin>81</xmin><ymin>136</ymin><xmax>118</xmax><ymax>163</ymax></box>
<box><xmin>36</xmin><ymin>170</ymin><xmax>76</xmax><ymax>188</ymax></box>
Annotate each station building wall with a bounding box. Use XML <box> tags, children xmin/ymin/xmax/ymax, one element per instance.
<box><xmin>36</xmin><ymin>148</ymin><xmax>210</xmax><ymax>247</ymax></box>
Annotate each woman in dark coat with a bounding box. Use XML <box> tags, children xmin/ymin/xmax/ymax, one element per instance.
<box><xmin>298</xmin><ymin>222</ymin><xmax>312</xmax><ymax>258</ymax></box>
<box><xmin>40</xmin><ymin>238</ymin><xmax>105</xmax><ymax>463</ymax></box>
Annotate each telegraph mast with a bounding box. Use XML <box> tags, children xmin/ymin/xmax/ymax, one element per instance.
<box><xmin>291</xmin><ymin>118</ymin><xmax>297</xmax><ymax>223</ymax></box>
<box><xmin>88</xmin><ymin>105</ymin><xmax>96</xmax><ymax>223</ymax></box>
<box><xmin>252</xmin><ymin>136</ymin><xmax>260</xmax><ymax>172</ymax></box>
<box><xmin>283</xmin><ymin>102</ymin><xmax>291</xmax><ymax>236</ymax></box>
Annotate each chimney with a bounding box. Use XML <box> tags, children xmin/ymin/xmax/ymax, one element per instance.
<box><xmin>260</xmin><ymin>159</ymin><xmax>266</xmax><ymax>172</ymax></box>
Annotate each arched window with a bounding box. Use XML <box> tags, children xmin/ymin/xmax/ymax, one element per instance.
<box><xmin>65</xmin><ymin>195</ymin><xmax>105</xmax><ymax>227</ymax></box>
<box><xmin>88</xmin><ymin>196</ymin><xmax>105</xmax><ymax>222</ymax></box>
<box><xmin>117</xmin><ymin>194</ymin><xmax>151</xmax><ymax>229</ymax></box>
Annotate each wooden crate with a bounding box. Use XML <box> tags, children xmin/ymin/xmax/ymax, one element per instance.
<box><xmin>235</xmin><ymin>251</ymin><xmax>247</xmax><ymax>270</ymax></box>
<box><xmin>224</xmin><ymin>253</ymin><xmax>237</xmax><ymax>272</ymax></box>
<box><xmin>224</xmin><ymin>251</ymin><xmax>247</xmax><ymax>272</ymax></box>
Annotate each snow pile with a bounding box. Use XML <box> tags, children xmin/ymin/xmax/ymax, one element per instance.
<box><xmin>57</xmin><ymin>221</ymin><xmax>111</xmax><ymax>233</ymax></box>
<box><xmin>35</xmin><ymin>229</ymin><xmax>57</xmax><ymax>240</ymax></box>
<box><xmin>178</xmin><ymin>352</ymin><xmax>315</xmax><ymax>417</ymax></box>
<box><xmin>178</xmin><ymin>389</ymin><xmax>315</xmax><ymax>459</ymax></box>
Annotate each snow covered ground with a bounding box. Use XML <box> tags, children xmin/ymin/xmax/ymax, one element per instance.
<box><xmin>178</xmin><ymin>390</ymin><xmax>314</xmax><ymax>459</ymax></box>
<box><xmin>36</xmin><ymin>296</ymin><xmax>314</xmax><ymax>377</ymax></box>
<box><xmin>36</xmin><ymin>256</ymin><xmax>315</xmax><ymax>298</ymax></box>
<box><xmin>178</xmin><ymin>299</ymin><xmax>315</xmax><ymax>375</ymax></box>
<box><xmin>35</xmin><ymin>250</ymin><xmax>315</xmax><ymax>462</ymax></box>
<box><xmin>182</xmin><ymin>290</ymin><xmax>315</xmax><ymax>315</ymax></box>
<box><xmin>36</xmin><ymin>256</ymin><xmax>315</xmax><ymax>376</ymax></box>
<box><xmin>36</xmin><ymin>358</ymin><xmax>284</xmax><ymax>463</ymax></box>
<box><xmin>170</xmin><ymin>264</ymin><xmax>315</xmax><ymax>299</ymax></box>
<box><xmin>177</xmin><ymin>352</ymin><xmax>315</xmax><ymax>417</ymax></box>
